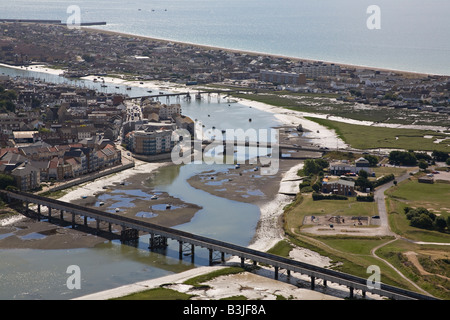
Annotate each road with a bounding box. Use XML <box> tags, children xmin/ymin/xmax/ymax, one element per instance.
<box><xmin>373</xmin><ymin>171</ymin><xmax>412</xmax><ymax>236</ymax></box>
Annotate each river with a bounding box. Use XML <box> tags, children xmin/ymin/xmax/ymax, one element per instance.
<box><xmin>0</xmin><ymin>65</ymin><xmax>286</xmax><ymax>300</ymax></box>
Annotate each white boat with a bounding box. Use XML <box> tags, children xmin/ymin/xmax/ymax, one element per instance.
<box><xmin>235</xmin><ymin>164</ymin><xmax>240</xmax><ymax>169</ymax></box>
<box><xmin>166</xmin><ymin>204</ymin><xmax>171</xmax><ymax>209</ymax></box>
<box><xmin>99</xmin><ymin>202</ymin><xmax>105</xmax><ymax>206</ymax></box>
<box><xmin>151</xmin><ymin>195</ymin><xmax>158</xmax><ymax>200</ymax></box>
<box><xmin>115</xmin><ymin>208</ymin><xmax>120</xmax><ymax>212</ymax></box>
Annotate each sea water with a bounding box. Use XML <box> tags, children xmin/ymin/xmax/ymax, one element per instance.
<box><xmin>0</xmin><ymin>0</ymin><xmax>449</xmax><ymax>75</ymax></box>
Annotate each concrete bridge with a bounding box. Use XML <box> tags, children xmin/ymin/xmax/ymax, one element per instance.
<box><xmin>1</xmin><ymin>190</ymin><xmax>437</xmax><ymax>300</ymax></box>
<box><xmin>128</xmin><ymin>89</ymin><xmax>256</xmax><ymax>103</ymax></box>
<box><xmin>195</xmin><ymin>139</ymin><xmax>324</xmax><ymax>159</ymax></box>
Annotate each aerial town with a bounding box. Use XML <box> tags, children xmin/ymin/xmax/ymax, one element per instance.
<box><xmin>0</xmin><ymin>21</ymin><xmax>449</xmax><ymax>110</ymax></box>
<box><xmin>0</xmin><ymin>21</ymin><xmax>449</xmax><ymax>302</ymax></box>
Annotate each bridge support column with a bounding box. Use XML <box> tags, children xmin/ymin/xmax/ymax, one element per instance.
<box><xmin>362</xmin><ymin>291</ymin><xmax>366</xmax><ymax>299</ymax></box>
<box><xmin>209</xmin><ymin>249</ymin><xmax>213</xmax><ymax>266</ymax></box>
<box><xmin>311</xmin><ymin>276</ymin><xmax>315</xmax><ymax>290</ymax></box>
<box><xmin>349</xmin><ymin>287</ymin><xmax>354</xmax><ymax>299</ymax></box>
<box><xmin>178</xmin><ymin>241</ymin><xmax>195</xmax><ymax>261</ymax></box>
<box><xmin>274</xmin><ymin>267</ymin><xmax>279</xmax><ymax>280</ymax></box>
<box><xmin>84</xmin><ymin>216</ymin><xmax>87</xmax><ymax>226</ymax></box>
<box><xmin>60</xmin><ymin>210</ymin><xmax>64</xmax><ymax>221</ymax></box>
<box><xmin>149</xmin><ymin>233</ymin><xmax>167</xmax><ymax>250</ymax></box>
<box><xmin>48</xmin><ymin>207</ymin><xmax>51</xmax><ymax>222</ymax></box>
<box><xmin>121</xmin><ymin>228</ymin><xmax>139</xmax><ymax>241</ymax></box>
<box><xmin>287</xmin><ymin>270</ymin><xmax>291</xmax><ymax>279</ymax></box>
<box><xmin>323</xmin><ymin>280</ymin><xmax>327</xmax><ymax>287</ymax></box>
<box><xmin>37</xmin><ymin>204</ymin><xmax>41</xmax><ymax>221</ymax></box>
<box><xmin>240</xmin><ymin>257</ymin><xmax>245</xmax><ymax>268</ymax></box>
<box><xmin>108</xmin><ymin>223</ymin><xmax>112</xmax><ymax>232</ymax></box>
<box><xmin>72</xmin><ymin>213</ymin><xmax>76</xmax><ymax>228</ymax></box>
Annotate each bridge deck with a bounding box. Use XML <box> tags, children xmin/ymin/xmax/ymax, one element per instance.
<box><xmin>2</xmin><ymin>190</ymin><xmax>437</xmax><ymax>301</ymax></box>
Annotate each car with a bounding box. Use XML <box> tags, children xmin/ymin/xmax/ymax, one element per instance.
<box><xmin>372</xmin><ymin>215</ymin><xmax>380</xmax><ymax>219</ymax></box>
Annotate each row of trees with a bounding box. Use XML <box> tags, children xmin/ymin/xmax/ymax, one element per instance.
<box><xmin>389</xmin><ymin>150</ymin><xmax>450</xmax><ymax>166</ymax></box>
<box><xmin>404</xmin><ymin>207</ymin><xmax>449</xmax><ymax>232</ymax></box>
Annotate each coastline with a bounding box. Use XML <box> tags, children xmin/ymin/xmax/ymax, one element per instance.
<box><xmin>84</xmin><ymin>27</ymin><xmax>443</xmax><ymax>78</ymax></box>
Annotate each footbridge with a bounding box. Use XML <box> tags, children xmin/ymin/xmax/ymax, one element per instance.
<box><xmin>1</xmin><ymin>190</ymin><xmax>437</xmax><ymax>300</ymax></box>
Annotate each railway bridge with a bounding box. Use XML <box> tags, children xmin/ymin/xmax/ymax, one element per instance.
<box><xmin>1</xmin><ymin>190</ymin><xmax>437</xmax><ymax>300</ymax></box>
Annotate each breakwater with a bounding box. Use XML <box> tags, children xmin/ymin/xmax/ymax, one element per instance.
<box><xmin>0</xmin><ymin>19</ymin><xmax>106</xmax><ymax>26</ymax></box>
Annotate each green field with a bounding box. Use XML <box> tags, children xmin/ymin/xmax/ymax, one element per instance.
<box><xmin>284</xmin><ymin>194</ymin><xmax>378</xmax><ymax>236</ymax></box>
<box><xmin>385</xmin><ymin>178</ymin><xmax>450</xmax><ymax>242</ymax></box>
<box><xmin>231</xmin><ymin>90</ymin><xmax>450</xmax><ymax>126</ymax></box>
<box><xmin>305</xmin><ymin>117</ymin><xmax>450</xmax><ymax>152</ymax></box>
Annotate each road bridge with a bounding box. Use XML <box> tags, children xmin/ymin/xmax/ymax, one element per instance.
<box><xmin>1</xmin><ymin>190</ymin><xmax>437</xmax><ymax>300</ymax></box>
<box><xmin>127</xmin><ymin>89</ymin><xmax>256</xmax><ymax>102</ymax></box>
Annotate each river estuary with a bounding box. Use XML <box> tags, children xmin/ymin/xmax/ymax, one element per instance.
<box><xmin>0</xmin><ymin>65</ymin><xmax>289</xmax><ymax>299</ymax></box>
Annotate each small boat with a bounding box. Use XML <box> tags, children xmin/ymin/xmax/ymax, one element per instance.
<box><xmin>249</xmin><ymin>118</ymin><xmax>252</xmax><ymax>122</ymax></box>
<box><xmin>126</xmin><ymin>87</ymin><xmax>132</xmax><ymax>90</ymax></box>
<box><xmin>151</xmin><ymin>195</ymin><xmax>158</xmax><ymax>200</ymax></box>
<box><xmin>115</xmin><ymin>208</ymin><xmax>120</xmax><ymax>212</ymax></box>
<box><xmin>82</xmin><ymin>195</ymin><xmax>87</xmax><ymax>199</ymax></box>
<box><xmin>235</xmin><ymin>164</ymin><xmax>240</xmax><ymax>169</ymax></box>
<box><xmin>99</xmin><ymin>202</ymin><xmax>105</xmax><ymax>206</ymax></box>
<box><xmin>101</xmin><ymin>84</ymin><xmax>107</xmax><ymax>88</ymax></box>
<box><xmin>115</xmin><ymin>86</ymin><xmax>120</xmax><ymax>89</ymax></box>
<box><xmin>166</xmin><ymin>204</ymin><xmax>171</xmax><ymax>209</ymax></box>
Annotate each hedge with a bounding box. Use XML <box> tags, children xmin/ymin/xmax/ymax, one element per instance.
<box><xmin>312</xmin><ymin>193</ymin><xmax>348</xmax><ymax>201</ymax></box>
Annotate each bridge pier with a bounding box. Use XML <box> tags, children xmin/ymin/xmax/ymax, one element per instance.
<box><xmin>84</xmin><ymin>215</ymin><xmax>87</xmax><ymax>226</ymax></box>
<box><xmin>37</xmin><ymin>204</ymin><xmax>40</xmax><ymax>221</ymax></box>
<box><xmin>178</xmin><ymin>241</ymin><xmax>195</xmax><ymax>262</ymax></box>
<box><xmin>274</xmin><ymin>267</ymin><xmax>279</xmax><ymax>280</ymax></box>
<box><xmin>121</xmin><ymin>228</ymin><xmax>139</xmax><ymax>241</ymax></box>
<box><xmin>60</xmin><ymin>210</ymin><xmax>64</xmax><ymax>221</ymax></box>
<box><xmin>149</xmin><ymin>233</ymin><xmax>168</xmax><ymax>250</ymax></box>
<box><xmin>48</xmin><ymin>206</ymin><xmax>52</xmax><ymax>222</ymax></box>
<box><xmin>208</xmin><ymin>249</ymin><xmax>224</xmax><ymax>266</ymax></box>
<box><xmin>349</xmin><ymin>287</ymin><xmax>354</xmax><ymax>299</ymax></box>
<box><xmin>311</xmin><ymin>276</ymin><xmax>315</xmax><ymax>290</ymax></box>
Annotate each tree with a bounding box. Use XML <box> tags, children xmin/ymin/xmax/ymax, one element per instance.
<box><xmin>432</xmin><ymin>150</ymin><xmax>449</xmax><ymax>162</ymax></box>
<box><xmin>363</xmin><ymin>154</ymin><xmax>379</xmax><ymax>167</ymax></box>
<box><xmin>388</xmin><ymin>151</ymin><xmax>417</xmax><ymax>166</ymax></box>
<box><xmin>418</xmin><ymin>159</ymin><xmax>428</xmax><ymax>171</ymax></box>
<box><xmin>358</xmin><ymin>169</ymin><xmax>369</xmax><ymax>178</ymax></box>
<box><xmin>433</xmin><ymin>217</ymin><xmax>447</xmax><ymax>232</ymax></box>
<box><xmin>356</xmin><ymin>175</ymin><xmax>373</xmax><ymax>192</ymax></box>
<box><xmin>303</xmin><ymin>159</ymin><xmax>327</xmax><ymax>176</ymax></box>
<box><xmin>410</xmin><ymin>214</ymin><xmax>433</xmax><ymax>229</ymax></box>
<box><xmin>446</xmin><ymin>158</ymin><xmax>450</xmax><ymax>166</ymax></box>
<box><xmin>0</xmin><ymin>174</ymin><xmax>15</xmax><ymax>190</ymax></box>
